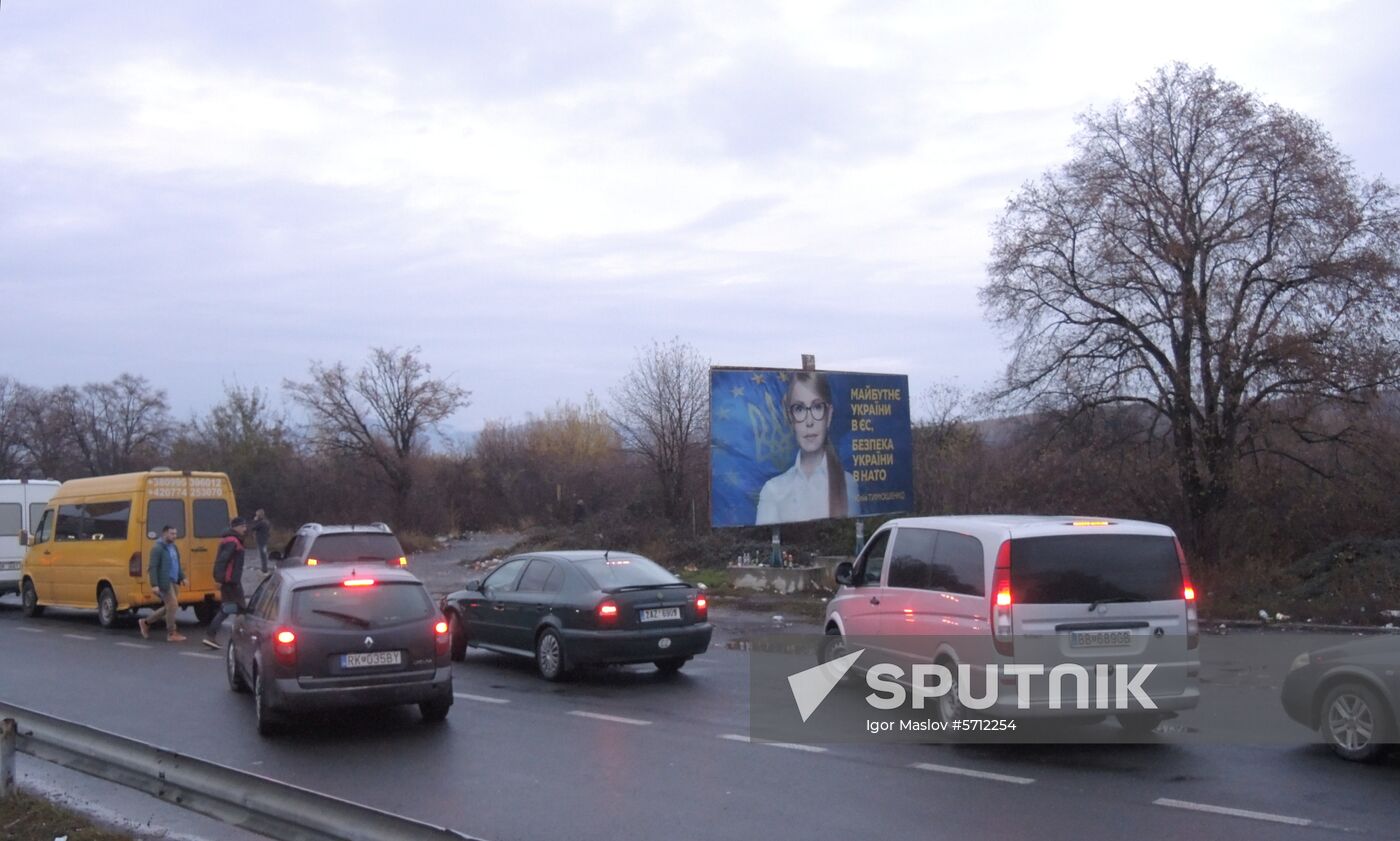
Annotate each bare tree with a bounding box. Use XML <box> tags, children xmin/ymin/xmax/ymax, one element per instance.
<box><xmin>609</xmin><ymin>339</ymin><xmax>709</xmax><ymax>521</ymax></box>
<box><xmin>175</xmin><ymin>384</ymin><xmax>298</xmax><ymax>517</ymax></box>
<box><xmin>47</xmin><ymin>374</ymin><xmax>175</xmax><ymax>476</ymax></box>
<box><xmin>0</xmin><ymin>377</ymin><xmax>24</xmax><ymax>476</ymax></box>
<box><xmin>284</xmin><ymin>347</ymin><xmax>470</xmax><ymax>525</ymax></box>
<box><xmin>982</xmin><ymin>63</ymin><xmax>1400</xmax><ymax>558</ymax></box>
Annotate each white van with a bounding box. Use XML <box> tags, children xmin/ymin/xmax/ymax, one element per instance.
<box><xmin>0</xmin><ymin>479</ymin><xmax>60</xmax><ymax>596</ymax></box>
<box><xmin>825</xmin><ymin>515</ymin><xmax>1201</xmax><ymax>733</ymax></box>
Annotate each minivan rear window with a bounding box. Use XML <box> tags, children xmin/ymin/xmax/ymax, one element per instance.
<box><xmin>307</xmin><ymin>533</ymin><xmax>405</xmax><ymax>564</ymax></box>
<box><xmin>576</xmin><ymin>555</ymin><xmax>679</xmax><ymax>590</ymax></box>
<box><xmin>1011</xmin><ymin>534</ymin><xmax>1181</xmax><ymax>604</ymax></box>
<box><xmin>292</xmin><ymin>582</ymin><xmax>433</xmax><ymax>629</ymax></box>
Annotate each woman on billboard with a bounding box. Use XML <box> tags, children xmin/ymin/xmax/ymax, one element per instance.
<box><xmin>756</xmin><ymin>372</ymin><xmax>860</xmax><ymax>524</ymax></box>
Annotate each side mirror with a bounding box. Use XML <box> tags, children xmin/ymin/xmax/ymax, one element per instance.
<box><xmin>834</xmin><ymin>562</ymin><xmax>854</xmax><ymax>587</ymax></box>
<box><xmin>270</xmin><ymin>550</ymin><xmax>284</xmax><ymax>562</ymax></box>
<box><xmin>464</xmin><ymin>578</ymin><xmax>483</xmax><ymax>593</ymax></box>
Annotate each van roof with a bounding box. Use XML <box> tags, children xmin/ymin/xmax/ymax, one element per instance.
<box><xmin>49</xmin><ymin>471</ymin><xmax>232</xmax><ymax>497</ymax></box>
<box><xmin>884</xmin><ymin>515</ymin><xmax>1176</xmax><ymax>541</ymax></box>
<box><xmin>0</xmin><ymin>479</ymin><xmax>61</xmax><ymax>487</ymax></box>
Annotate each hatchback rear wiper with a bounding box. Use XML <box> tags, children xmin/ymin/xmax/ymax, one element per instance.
<box><xmin>1086</xmin><ymin>597</ymin><xmax>1139</xmax><ymax>613</ymax></box>
<box><xmin>312</xmin><ymin>609</ymin><xmax>372</xmax><ymax>628</ymax></box>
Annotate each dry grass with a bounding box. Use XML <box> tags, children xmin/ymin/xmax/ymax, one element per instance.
<box><xmin>0</xmin><ymin>791</ymin><xmax>135</xmax><ymax>841</ymax></box>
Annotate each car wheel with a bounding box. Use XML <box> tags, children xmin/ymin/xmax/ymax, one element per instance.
<box><xmin>419</xmin><ymin>697</ymin><xmax>452</xmax><ymax>723</ymax></box>
<box><xmin>654</xmin><ymin>657</ymin><xmax>689</xmax><ymax>675</ymax></box>
<box><xmin>226</xmin><ymin>640</ymin><xmax>249</xmax><ymax>693</ymax></box>
<box><xmin>1321</xmin><ymin>683</ymin><xmax>1391</xmax><ymax>762</ymax></box>
<box><xmin>21</xmin><ymin>578</ymin><xmax>44</xmax><ymax>618</ymax></box>
<box><xmin>255</xmin><ymin>668</ymin><xmax>281</xmax><ymax>736</ymax></box>
<box><xmin>448</xmin><ymin>610</ymin><xmax>467</xmax><ymax>662</ymax></box>
<box><xmin>1117</xmin><ymin>713</ymin><xmax>1168</xmax><ymax>737</ymax></box>
<box><xmin>193</xmin><ymin>601</ymin><xmax>219</xmax><ymax>626</ymax></box>
<box><xmin>935</xmin><ymin>658</ymin><xmax>963</xmax><ymax>727</ymax></box>
<box><xmin>535</xmin><ymin>628</ymin><xmax>568</xmax><ymax>682</ymax></box>
<box><xmin>97</xmin><ymin>585</ymin><xmax>119</xmax><ymax>629</ymax></box>
<box><xmin>818</xmin><ymin>625</ymin><xmax>848</xmax><ymax>666</ymax></box>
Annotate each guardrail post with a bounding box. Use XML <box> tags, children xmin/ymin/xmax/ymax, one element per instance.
<box><xmin>1</xmin><ymin>718</ymin><xmax>15</xmax><ymax>799</ymax></box>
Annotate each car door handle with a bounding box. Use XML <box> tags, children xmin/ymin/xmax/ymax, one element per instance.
<box><xmin>869</xmin><ymin>596</ymin><xmax>880</xmax><ymax>605</ymax></box>
<box><xmin>191</xmin><ymin>547</ymin><xmax>209</xmax><ymax>553</ymax></box>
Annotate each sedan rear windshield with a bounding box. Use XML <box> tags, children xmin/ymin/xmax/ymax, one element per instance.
<box><xmin>307</xmin><ymin>533</ymin><xmax>405</xmax><ymax>564</ymax></box>
<box><xmin>291</xmin><ymin>582</ymin><xmax>432</xmax><ymax>629</ymax></box>
<box><xmin>576</xmin><ymin>555</ymin><xmax>680</xmax><ymax>590</ymax></box>
<box><xmin>1011</xmin><ymin>534</ymin><xmax>1182</xmax><ymax>604</ymax></box>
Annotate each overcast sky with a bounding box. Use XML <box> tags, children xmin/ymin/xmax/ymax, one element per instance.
<box><xmin>2</xmin><ymin>0</ymin><xmax>1397</xmax><ymax>435</ymax></box>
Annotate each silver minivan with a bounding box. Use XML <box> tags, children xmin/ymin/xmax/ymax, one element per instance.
<box><xmin>825</xmin><ymin>515</ymin><xmax>1200</xmax><ymax>733</ymax></box>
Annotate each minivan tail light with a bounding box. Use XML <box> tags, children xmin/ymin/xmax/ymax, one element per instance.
<box><xmin>397</xmin><ymin>556</ymin><xmax>408</xmax><ymax>567</ymax></box>
<box><xmin>434</xmin><ymin>619</ymin><xmax>450</xmax><ymax>656</ymax></box>
<box><xmin>1176</xmin><ymin>538</ymin><xmax>1198</xmax><ymax>650</ymax></box>
<box><xmin>992</xmin><ymin>540</ymin><xmax>1014</xmax><ymax>657</ymax></box>
<box><xmin>274</xmin><ymin>628</ymin><xmax>297</xmax><ymax>666</ymax></box>
<box><xmin>307</xmin><ymin>558</ymin><xmax>319</xmax><ymax>566</ymax></box>
<box><xmin>128</xmin><ymin>552</ymin><xmax>142</xmax><ymax>577</ymax></box>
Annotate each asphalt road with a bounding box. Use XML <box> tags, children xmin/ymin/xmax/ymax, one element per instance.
<box><xmin>2</xmin><ymin>584</ymin><xmax>1398</xmax><ymax>841</ymax></box>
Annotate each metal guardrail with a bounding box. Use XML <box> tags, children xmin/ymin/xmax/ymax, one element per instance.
<box><xmin>0</xmin><ymin>701</ymin><xmax>481</xmax><ymax>841</ymax></box>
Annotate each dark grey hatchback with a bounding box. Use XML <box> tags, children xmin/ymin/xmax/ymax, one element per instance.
<box><xmin>226</xmin><ymin>566</ymin><xmax>454</xmax><ymax>735</ymax></box>
<box><xmin>441</xmin><ymin>551</ymin><xmax>712</xmax><ymax>681</ymax></box>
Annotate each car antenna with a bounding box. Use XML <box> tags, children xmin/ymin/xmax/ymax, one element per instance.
<box><xmin>604</xmin><ymin>549</ymin><xmax>610</xmax><ymax>561</ymax></box>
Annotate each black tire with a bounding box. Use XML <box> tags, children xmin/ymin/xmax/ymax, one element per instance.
<box><xmin>420</xmin><ymin>697</ymin><xmax>452</xmax><ymax>723</ymax></box>
<box><xmin>96</xmin><ymin>585</ymin><xmax>119</xmax><ymax>629</ymax></box>
<box><xmin>255</xmin><ymin>668</ymin><xmax>281</xmax><ymax>737</ymax></box>
<box><xmin>193</xmin><ymin>601</ymin><xmax>219</xmax><ymax>626</ymax></box>
<box><xmin>934</xmin><ymin>658</ymin><xmax>962</xmax><ymax>727</ymax></box>
<box><xmin>1320</xmin><ymin>682</ymin><xmax>1392</xmax><ymax>762</ymax></box>
<box><xmin>1117</xmin><ymin>713</ymin><xmax>1169</xmax><ymax>737</ymax></box>
<box><xmin>226</xmin><ymin>640</ymin><xmax>249</xmax><ymax>693</ymax></box>
<box><xmin>21</xmin><ymin>578</ymin><xmax>45</xmax><ymax>618</ymax></box>
<box><xmin>818</xmin><ymin>625</ymin><xmax>848</xmax><ymax>666</ymax></box>
<box><xmin>654</xmin><ymin>657</ymin><xmax>689</xmax><ymax>675</ymax></box>
<box><xmin>448</xmin><ymin>610</ymin><xmax>467</xmax><ymax>662</ymax></box>
<box><xmin>535</xmin><ymin>628</ymin><xmax>569</xmax><ymax>682</ymax></box>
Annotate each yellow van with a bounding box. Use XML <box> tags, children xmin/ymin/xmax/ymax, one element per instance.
<box><xmin>20</xmin><ymin>470</ymin><xmax>238</xmax><ymax>628</ymax></box>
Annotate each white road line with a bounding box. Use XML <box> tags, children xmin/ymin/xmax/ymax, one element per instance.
<box><xmin>569</xmin><ymin>710</ymin><xmax>652</xmax><ymax>726</ymax></box>
<box><xmin>718</xmin><ymin>734</ymin><xmax>828</xmax><ymax>753</ymax></box>
<box><xmin>179</xmin><ymin>652</ymin><xmax>222</xmax><ymax>660</ymax></box>
<box><xmin>911</xmin><ymin>762</ymin><xmax>1035</xmax><ymax>785</ymax></box>
<box><xmin>115</xmin><ymin>642</ymin><xmax>152</xmax><ymax>649</ymax></box>
<box><xmin>16</xmin><ymin>627</ymin><xmax>44</xmax><ymax>634</ymax></box>
<box><xmin>454</xmin><ymin>692</ymin><xmax>510</xmax><ymax>705</ymax></box>
<box><xmin>62</xmin><ymin>633</ymin><xmax>97</xmax><ymax>640</ymax></box>
<box><xmin>1153</xmin><ymin>798</ymin><xmax>1312</xmax><ymax>827</ymax></box>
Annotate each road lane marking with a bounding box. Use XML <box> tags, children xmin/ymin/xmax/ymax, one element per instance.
<box><xmin>1153</xmin><ymin>798</ymin><xmax>1311</xmax><ymax>827</ymax></box>
<box><xmin>719</xmin><ymin>734</ymin><xmax>828</xmax><ymax>753</ymax></box>
<box><xmin>911</xmin><ymin>763</ymin><xmax>1035</xmax><ymax>785</ymax></box>
<box><xmin>180</xmin><ymin>652</ymin><xmax>222</xmax><ymax>660</ymax></box>
<box><xmin>115</xmin><ymin>642</ymin><xmax>152</xmax><ymax>649</ymax></box>
<box><xmin>63</xmin><ymin>633</ymin><xmax>97</xmax><ymax>640</ymax></box>
<box><xmin>454</xmin><ymin>692</ymin><xmax>510</xmax><ymax>705</ymax></box>
<box><xmin>16</xmin><ymin>627</ymin><xmax>43</xmax><ymax>634</ymax></box>
<box><xmin>569</xmin><ymin>711</ymin><xmax>651</xmax><ymax>726</ymax></box>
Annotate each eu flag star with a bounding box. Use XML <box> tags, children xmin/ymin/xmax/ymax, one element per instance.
<box><xmin>731</xmin><ymin>386</ymin><xmax>745</xmax><ymax>398</ymax></box>
<box><xmin>750</xmin><ymin>373</ymin><xmax>766</xmax><ymax>385</ymax></box>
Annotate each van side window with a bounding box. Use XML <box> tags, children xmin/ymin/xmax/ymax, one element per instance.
<box><xmin>0</xmin><ymin>504</ymin><xmax>19</xmax><ymax>537</ymax></box>
<box><xmin>147</xmin><ymin>500</ymin><xmax>185</xmax><ymax>538</ymax></box>
<box><xmin>84</xmin><ymin>500</ymin><xmax>131</xmax><ymax>541</ymax></box>
<box><xmin>854</xmin><ymin>531</ymin><xmax>891</xmax><ymax>586</ymax></box>
<box><xmin>887</xmin><ymin>527</ymin><xmax>937</xmax><ymax>589</ymax></box>
<box><xmin>56</xmin><ymin>505</ymin><xmax>84</xmax><ymax>541</ymax></box>
<box><xmin>286</xmin><ymin>535</ymin><xmax>308</xmax><ymax>561</ymax></box>
<box><xmin>29</xmin><ymin>502</ymin><xmax>45</xmax><ymax>531</ymax></box>
<box><xmin>193</xmin><ymin>499</ymin><xmax>230</xmax><ymax>538</ymax></box>
<box><xmin>34</xmin><ymin>509</ymin><xmax>54</xmax><ymax>543</ymax></box>
<box><xmin>930</xmin><ymin>531</ymin><xmax>985</xmax><ymax>597</ymax></box>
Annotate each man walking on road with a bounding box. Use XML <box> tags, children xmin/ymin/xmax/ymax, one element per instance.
<box><xmin>251</xmin><ymin>508</ymin><xmax>272</xmax><ymax>573</ymax></box>
<box><xmin>202</xmin><ymin>517</ymin><xmax>249</xmax><ymax>649</ymax></box>
<box><xmin>139</xmin><ymin>526</ymin><xmax>187</xmax><ymax>642</ymax></box>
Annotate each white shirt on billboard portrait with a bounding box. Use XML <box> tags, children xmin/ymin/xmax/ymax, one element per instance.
<box><xmin>755</xmin><ymin>451</ymin><xmax>859</xmax><ymax>525</ymax></box>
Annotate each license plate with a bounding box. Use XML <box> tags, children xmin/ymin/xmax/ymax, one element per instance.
<box><xmin>639</xmin><ymin>607</ymin><xmax>681</xmax><ymax>622</ymax></box>
<box><xmin>0</xmin><ymin>561</ymin><xmax>19</xmax><ymax>571</ymax></box>
<box><xmin>341</xmin><ymin>650</ymin><xmax>402</xmax><ymax>668</ymax></box>
<box><xmin>1071</xmin><ymin>630</ymin><xmax>1132</xmax><ymax>648</ymax></box>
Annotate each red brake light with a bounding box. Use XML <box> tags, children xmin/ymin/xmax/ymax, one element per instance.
<box><xmin>307</xmin><ymin>558</ymin><xmax>318</xmax><ymax>566</ymax></box>
<box><xmin>1176</xmin><ymin>538</ymin><xmax>1199</xmax><ymax>650</ymax></box>
<box><xmin>995</xmin><ymin>589</ymin><xmax>1012</xmax><ymax>607</ymax></box>
<box><xmin>434</xmin><ymin>620</ymin><xmax>449</xmax><ymax>635</ymax></box>
<box><xmin>695</xmin><ymin>595</ymin><xmax>708</xmax><ymax>619</ymax></box>
<box><xmin>992</xmin><ymin>540</ymin><xmax>1014</xmax><ymax>656</ymax></box>
<box><xmin>273</xmin><ymin>628</ymin><xmax>297</xmax><ymax>666</ymax></box>
<box><xmin>275</xmin><ymin>630</ymin><xmax>296</xmax><ymax>644</ymax></box>
<box><xmin>598</xmin><ymin>601</ymin><xmax>619</xmax><ymax>621</ymax></box>
<box><xmin>343</xmin><ymin>578</ymin><xmax>376</xmax><ymax>588</ymax></box>
<box><xmin>1183</xmin><ymin>586</ymin><xmax>1196</xmax><ymax>601</ymax></box>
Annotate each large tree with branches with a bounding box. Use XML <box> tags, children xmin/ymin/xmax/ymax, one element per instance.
<box><xmin>982</xmin><ymin>63</ymin><xmax>1400</xmax><ymax>558</ymax></box>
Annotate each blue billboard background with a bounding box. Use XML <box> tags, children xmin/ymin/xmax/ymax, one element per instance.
<box><xmin>710</xmin><ymin>368</ymin><xmax>914</xmax><ymax>528</ymax></box>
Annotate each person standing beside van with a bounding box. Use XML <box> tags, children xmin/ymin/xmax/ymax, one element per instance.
<box><xmin>202</xmin><ymin>517</ymin><xmax>248</xmax><ymax>649</ymax></box>
<box><xmin>139</xmin><ymin>526</ymin><xmax>187</xmax><ymax>642</ymax></box>
<box><xmin>251</xmin><ymin>509</ymin><xmax>272</xmax><ymax>573</ymax></box>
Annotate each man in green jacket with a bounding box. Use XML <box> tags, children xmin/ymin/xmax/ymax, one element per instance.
<box><xmin>139</xmin><ymin>525</ymin><xmax>187</xmax><ymax>642</ymax></box>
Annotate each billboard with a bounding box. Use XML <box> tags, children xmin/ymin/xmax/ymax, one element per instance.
<box><xmin>709</xmin><ymin>367</ymin><xmax>914</xmax><ymax>528</ymax></box>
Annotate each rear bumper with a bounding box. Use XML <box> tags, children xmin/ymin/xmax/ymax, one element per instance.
<box><xmin>562</xmin><ymin>623</ymin><xmax>713</xmax><ymax>665</ymax></box>
<box><xmin>982</xmin><ymin>685</ymin><xmax>1200</xmax><ymax>719</ymax></box>
<box><xmin>271</xmin><ymin>666</ymin><xmax>454</xmax><ymax>712</ymax></box>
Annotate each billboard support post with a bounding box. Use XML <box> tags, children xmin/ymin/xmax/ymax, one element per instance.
<box><xmin>854</xmin><ymin>518</ymin><xmax>864</xmax><ymax>557</ymax></box>
<box><xmin>770</xmin><ymin>527</ymin><xmax>782</xmax><ymax>567</ymax></box>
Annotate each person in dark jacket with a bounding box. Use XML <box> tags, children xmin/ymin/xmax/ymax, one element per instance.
<box><xmin>251</xmin><ymin>509</ymin><xmax>272</xmax><ymax>573</ymax></box>
<box><xmin>139</xmin><ymin>525</ymin><xmax>187</xmax><ymax>642</ymax></box>
<box><xmin>202</xmin><ymin>517</ymin><xmax>249</xmax><ymax>649</ymax></box>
